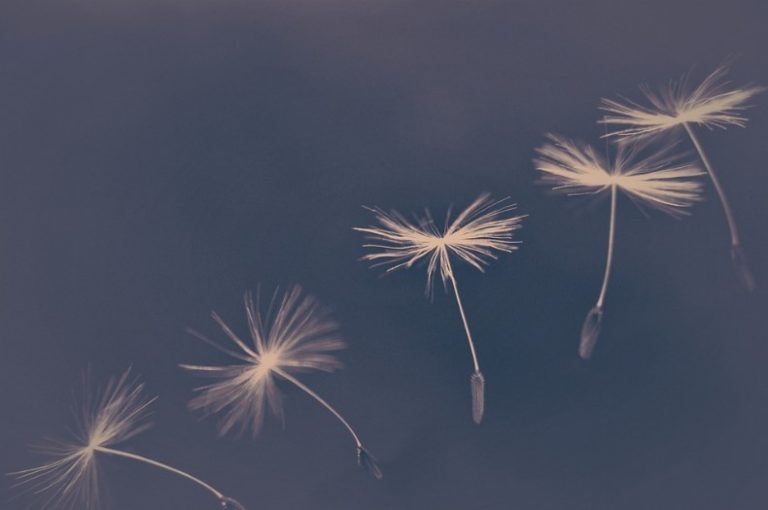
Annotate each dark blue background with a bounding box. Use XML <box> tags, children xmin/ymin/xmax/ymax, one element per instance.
<box><xmin>2</xmin><ymin>1</ymin><xmax>768</xmax><ymax>508</ymax></box>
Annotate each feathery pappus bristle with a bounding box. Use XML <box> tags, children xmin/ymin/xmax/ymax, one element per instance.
<box><xmin>600</xmin><ymin>65</ymin><xmax>765</xmax><ymax>139</ymax></box>
<box><xmin>534</xmin><ymin>133</ymin><xmax>704</xmax><ymax>215</ymax></box>
<box><xmin>355</xmin><ymin>194</ymin><xmax>524</xmax><ymax>294</ymax></box>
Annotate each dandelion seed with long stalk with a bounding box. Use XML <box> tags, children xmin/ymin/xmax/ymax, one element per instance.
<box><xmin>11</xmin><ymin>369</ymin><xmax>246</xmax><ymax>510</ymax></box>
<box><xmin>355</xmin><ymin>194</ymin><xmax>524</xmax><ymax>423</ymax></box>
<box><xmin>534</xmin><ymin>134</ymin><xmax>703</xmax><ymax>359</ymax></box>
<box><xmin>181</xmin><ymin>286</ymin><xmax>383</xmax><ymax>480</ymax></box>
<box><xmin>600</xmin><ymin>65</ymin><xmax>765</xmax><ymax>290</ymax></box>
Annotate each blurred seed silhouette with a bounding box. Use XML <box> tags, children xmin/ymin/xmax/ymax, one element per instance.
<box><xmin>220</xmin><ymin>496</ymin><xmax>248</xmax><ymax>510</ymax></box>
<box><xmin>11</xmin><ymin>369</ymin><xmax>246</xmax><ymax>509</ymax></box>
<box><xmin>355</xmin><ymin>194</ymin><xmax>524</xmax><ymax>423</ymax></box>
<box><xmin>534</xmin><ymin>134</ymin><xmax>703</xmax><ymax>359</ymax></box>
<box><xmin>600</xmin><ymin>65</ymin><xmax>765</xmax><ymax>290</ymax></box>
<box><xmin>357</xmin><ymin>447</ymin><xmax>384</xmax><ymax>480</ymax></box>
<box><xmin>182</xmin><ymin>286</ymin><xmax>382</xmax><ymax>479</ymax></box>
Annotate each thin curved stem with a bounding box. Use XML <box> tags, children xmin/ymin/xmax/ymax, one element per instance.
<box><xmin>445</xmin><ymin>258</ymin><xmax>486</xmax><ymax>422</ymax></box>
<box><xmin>684</xmin><ymin>123</ymin><xmax>740</xmax><ymax>248</ymax></box>
<box><xmin>596</xmin><ymin>185</ymin><xmax>618</xmax><ymax>310</ymax></box>
<box><xmin>273</xmin><ymin>368</ymin><xmax>363</xmax><ymax>448</ymax></box>
<box><xmin>445</xmin><ymin>259</ymin><xmax>480</xmax><ymax>374</ymax></box>
<box><xmin>94</xmin><ymin>446</ymin><xmax>225</xmax><ymax>501</ymax></box>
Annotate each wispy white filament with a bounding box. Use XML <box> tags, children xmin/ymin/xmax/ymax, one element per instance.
<box><xmin>600</xmin><ymin>65</ymin><xmax>764</xmax><ymax>139</ymax></box>
<box><xmin>355</xmin><ymin>195</ymin><xmax>523</xmax><ymax>294</ymax></box>
<box><xmin>534</xmin><ymin>134</ymin><xmax>704</xmax><ymax>215</ymax></box>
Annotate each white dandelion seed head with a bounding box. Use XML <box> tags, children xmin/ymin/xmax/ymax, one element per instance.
<box><xmin>534</xmin><ymin>134</ymin><xmax>705</xmax><ymax>215</ymax></box>
<box><xmin>600</xmin><ymin>65</ymin><xmax>765</xmax><ymax>139</ymax></box>
<box><xmin>11</xmin><ymin>370</ymin><xmax>154</xmax><ymax>510</ymax></box>
<box><xmin>181</xmin><ymin>286</ymin><xmax>345</xmax><ymax>437</ymax></box>
<box><xmin>354</xmin><ymin>194</ymin><xmax>524</xmax><ymax>294</ymax></box>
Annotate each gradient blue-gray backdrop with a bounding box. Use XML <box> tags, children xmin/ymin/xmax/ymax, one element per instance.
<box><xmin>2</xmin><ymin>0</ymin><xmax>768</xmax><ymax>509</ymax></box>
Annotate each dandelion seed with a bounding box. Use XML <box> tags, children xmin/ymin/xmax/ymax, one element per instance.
<box><xmin>355</xmin><ymin>194</ymin><xmax>524</xmax><ymax>423</ymax></box>
<box><xmin>534</xmin><ymin>134</ymin><xmax>703</xmax><ymax>358</ymax></box>
<box><xmin>182</xmin><ymin>286</ymin><xmax>382</xmax><ymax>479</ymax></box>
<box><xmin>11</xmin><ymin>369</ymin><xmax>245</xmax><ymax>510</ymax></box>
<box><xmin>600</xmin><ymin>65</ymin><xmax>765</xmax><ymax>290</ymax></box>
